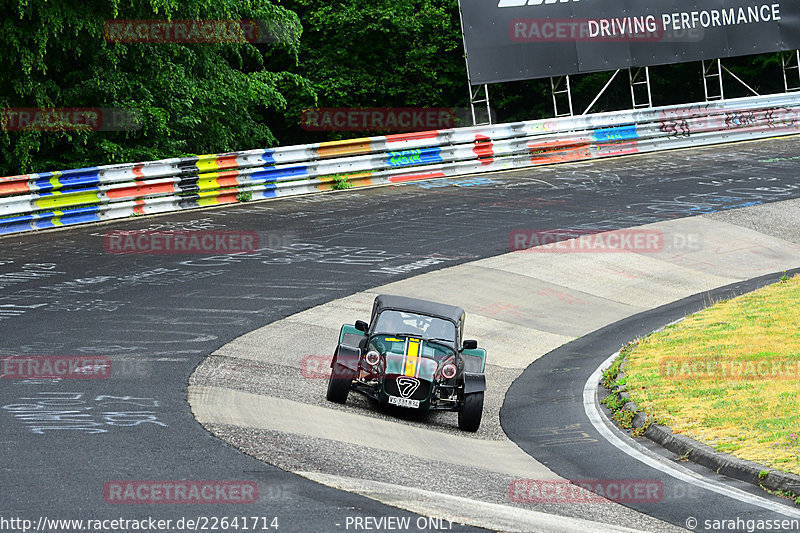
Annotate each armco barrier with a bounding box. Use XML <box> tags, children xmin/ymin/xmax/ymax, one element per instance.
<box><xmin>1</xmin><ymin>94</ymin><xmax>799</xmax><ymax>235</ymax></box>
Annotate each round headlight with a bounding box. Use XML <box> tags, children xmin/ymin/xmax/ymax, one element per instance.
<box><xmin>365</xmin><ymin>350</ymin><xmax>381</xmax><ymax>367</ymax></box>
<box><xmin>440</xmin><ymin>363</ymin><xmax>457</xmax><ymax>380</ymax></box>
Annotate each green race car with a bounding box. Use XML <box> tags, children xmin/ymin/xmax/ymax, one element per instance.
<box><xmin>326</xmin><ymin>294</ymin><xmax>487</xmax><ymax>431</ymax></box>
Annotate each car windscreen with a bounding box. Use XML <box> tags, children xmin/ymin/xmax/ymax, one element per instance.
<box><xmin>372</xmin><ymin>309</ymin><xmax>457</xmax><ymax>344</ymax></box>
<box><xmin>369</xmin><ymin>335</ymin><xmax>455</xmax><ymax>360</ymax></box>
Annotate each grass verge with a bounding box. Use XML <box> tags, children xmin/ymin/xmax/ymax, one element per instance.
<box><xmin>621</xmin><ymin>273</ymin><xmax>800</xmax><ymax>476</ymax></box>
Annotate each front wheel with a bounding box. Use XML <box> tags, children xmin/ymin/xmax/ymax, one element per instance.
<box><xmin>458</xmin><ymin>391</ymin><xmax>484</xmax><ymax>432</ymax></box>
<box><xmin>326</xmin><ymin>363</ymin><xmax>355</xmax><ymax>404</ymax></box>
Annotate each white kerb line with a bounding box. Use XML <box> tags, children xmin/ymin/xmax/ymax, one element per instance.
<box><xmin>584</xmin><ymin>350</ymin><xmax>800</xmax><ymax>519</ymax></box>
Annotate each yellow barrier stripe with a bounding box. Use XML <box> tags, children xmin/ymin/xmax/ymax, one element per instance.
<box><xmin>35</xmin><ymin>191</ymin><xmax>99</xmax><ymax>210</ymax></box>
<box><xmin>195</xmin><ymin>157</ymin><xmax>221</xmax><ymax>173</ymax></box>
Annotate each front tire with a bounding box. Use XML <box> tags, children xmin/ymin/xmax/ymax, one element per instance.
<box><xmin>458</xmin><ymin>391</ymin><xmax>484</xmax><ymax>432</ymax></box>
<box><xmin>326</xmin><ymin>363</ymin><xmax>355</xmax><ymax>404</ymax></box>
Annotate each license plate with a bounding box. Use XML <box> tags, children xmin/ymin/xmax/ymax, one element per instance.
<box><xmin>388</xmin><ymin>396</ymin><xmax>420</xmax><ymax>409</ymax></box>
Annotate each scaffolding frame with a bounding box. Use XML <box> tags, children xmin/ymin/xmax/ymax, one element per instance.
<box><xmin>702</xmin><ymin>59</ymin><xmax>725</xmax><ymax>101</ymax></box>
<box><xmin>461</xmin><ymin>52</ymin><xmax>795</xmax><ymax>124</ymax></box>
<box><xmin>629</xmin><ymin>67</ymin><xmax>653</xmax><ymax>109</ymax></box>
<box><xmin>467</xmin><ymin>83</ymin><xmax>492</xmax><ymax>126</ymax></box>
<box><xmin>578</xmin><ymin>67</ymin><xmax>653</xmax><ymax>115</ymax></box>
<box><xmin>784</xmin><ymin>50</ymin><xmax>800</xmax><ymax>93</ymax></box>
<box><xmin>458</xmin><ymin>0</ymin><xmax>492</xmax><ymax>126</ymax></box>
<box><xmin>702</xmin><ymin>58</ymin><xmax>762</xmax><ymax>102</ymax></box>
<box><xmin>550</xmin><ymin>76</ymin><xmax>574</xmax><ymax>117</ymax></box>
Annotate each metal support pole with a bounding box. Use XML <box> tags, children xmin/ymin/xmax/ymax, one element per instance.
<box><xmin>784</xmin><ymin>50</ymin><xmax>800</xmax><ymax>93</ymax></box>
<box><xmin>550</xmin><ymin>76</ymin><xmax>573</xmax><ymax>117</ymax></box>
<box><xmin>720</xmin><ymin>64</ymin><xmax>760</xmax><ymax>97</ymax></box>
<box><xmin>702</xmin><ymin>59</ymin><xmax>725</xmax><ymax>101</ymax></box>
<box><xmin>628</xmin><ymin>67</ymin><xmax>653</xmax><ymax>109</ymax></box>
<box><xmin>582</xmin><ymin>69</ymin><xmax>621</xmax><ymax>115</ymax></box>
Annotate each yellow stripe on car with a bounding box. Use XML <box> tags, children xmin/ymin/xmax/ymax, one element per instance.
<box><xmin>404</xmin><ymin>337</ymin><xmax>421</xmax><ymax>377</ymax></box>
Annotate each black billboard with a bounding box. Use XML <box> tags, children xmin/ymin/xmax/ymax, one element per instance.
<box><xmin>459</xmin><ymin>0</ymin><xmax>800</xmax><ymax>84</ymax></box>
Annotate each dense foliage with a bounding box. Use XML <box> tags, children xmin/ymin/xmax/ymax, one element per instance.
<box><xmin>0</xmin><ymin>0</ymin><xmax>309</xmax><ymax>175</ymax></box>
<box><xmin>0</xmin><ymin>0</ymin><xmax>787</xmax><ymax>175</ymax></box>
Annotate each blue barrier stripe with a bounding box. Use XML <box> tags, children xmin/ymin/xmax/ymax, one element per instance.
<box><xmin>249</xmin><ymin>166</ymin><xmax>309</xmax><ymax>182</ymax></box>
<box><xmin>31</xmin><ymin>168</ymin><xmax>103</xmax><ymax>190</ymax></box>
<box><xmin>32</xmin><ymin>218</ymin><xmax>60</xmax><ymax>229</ymax></box>
<box><xmin>0</xmin><ymin>205</ymin><xmax>102</xmax><ymax>227</ymax></box>
<box><xmin>28</xmin><ymin>208</ymin><xmax>101</xmax><ymax>230</ymax></box>
<box><xmin>593</xmin><ymin>125</ymin><xmax>639</xmax><ymax>143</ymax></box>
<box><xmin>386</xmin><ymin>148</ymin><xmax>443</xmax><ymax>167</ymax></box>
<box><xmin>261</xmin><ymin>150</ymin><xmax>276</xmax><ymax>165</ymax></box>
<box><xmin>54</xmin><ymin>172</ymin><xmax>103</xmax><ymax>190</ymax></box>
<box><xmin>0</xmin><ymin>221</ymin><xmax>35</xmax><ymax>234</ymax></box>
<box><xmin>59</xmin><ymin>209</ymin><xmax>101</xmax><ymax>225</ymax></box>
<box><xmin>258</xmin><ymin>189</ymin><xmax>278</xmax><ymax>199</ymax></box>
<box><xmin>0</xmin><ymin>212</ymin><xmax>37</xmax><ymax>225</ymax></box>
<box><xmin>35</xmin><ymin>183</ymin><xmax>101</xmax><ymax>197</ymax></box>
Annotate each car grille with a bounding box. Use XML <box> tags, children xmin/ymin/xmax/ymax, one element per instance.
<box><xmin>384</xmin><ymin>377</ymin><xmax>431</xmax><ymax>401</ymax></box>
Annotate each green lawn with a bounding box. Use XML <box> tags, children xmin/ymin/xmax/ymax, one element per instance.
<box><xmin>624</xmin><ymin>274</ymin><xmax>800</xmax><ymax>475</ymax></box>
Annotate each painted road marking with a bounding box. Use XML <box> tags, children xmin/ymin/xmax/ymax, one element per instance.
<box><xmin>584</xmin><ymin>351</ymin><xmax>800</xmax><ymax>519</ymax></box>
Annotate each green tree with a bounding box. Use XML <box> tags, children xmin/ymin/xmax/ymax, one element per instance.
<box><xmin>0</xmin><ymin>0</ymin><xmax>312</xmax><ymax>175</ymax></box>
<box><xmin>279</xmin><ymin>0</ymin><xmax>467</xmax><ymax>143</ymax></box>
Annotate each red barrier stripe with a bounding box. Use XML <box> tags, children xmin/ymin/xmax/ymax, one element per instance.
<box><xmin>473</xmin><ymin>134</ymin><xmax>494</xmax><ymax>165</ymax></box>
<box><xmin>385</xmin><ymin>131</ymin><xmax>440</xmax><ymax>143</ymax></box>
<box><xmin>215</xmin><ymin>171</ymin><xmax>240</xmax><ymax>188</ymax></box>
<box><xmin>0</xmin><ymin>181</ymin><xmax>31</xmax><ymax>195</ymax></box>
<box><xmin>530</xmin><ymin>147</ymin><xmax>591</xmax><ymax>164</ymax></box>
<box><xmin>528</xmin><ymin>139</ymin><xmax>590</xmax><ymax>152</ymax></box>
<box><xmin>389</xmin><ymin>172</ymin><xmax>447</xmax><ymax>183</ymax></box>
<box><xmin>106</xmin><ymin>181</ymin><xmax>177</xmax><ymax>199</ymax></box>
<box><xmin>215</xmin><ymin>155</ymin><xmax>239</xmax><ymax>170</ymax></box>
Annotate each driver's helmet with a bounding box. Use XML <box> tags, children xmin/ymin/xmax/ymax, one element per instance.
<box><xmin>425</xmin><ymin>319</ymin><xmax>449</xmax><ymax>340</ymax></box>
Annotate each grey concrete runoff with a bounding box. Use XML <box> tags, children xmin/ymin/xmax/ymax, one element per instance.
<box><xmin>189</xmin><ymin>199</ymin><xmax>800</xmax><ymax>532</ymax></box>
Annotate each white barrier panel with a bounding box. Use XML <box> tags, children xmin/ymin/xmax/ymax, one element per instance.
<box><xmin>1</xmin><ymin>94</ymin><xmax>798</xmax><ymax>235</ymax></box>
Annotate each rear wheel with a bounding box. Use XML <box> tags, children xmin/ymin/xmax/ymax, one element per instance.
<box><xmin>458</xmin><ymin>390</ymin><xmax>484</xmax><ymax>432</ymax></box>
<box><xmin>326</xmin><ymin>363</ymin><xmax>355</xmax><ymax>404</ymax></box>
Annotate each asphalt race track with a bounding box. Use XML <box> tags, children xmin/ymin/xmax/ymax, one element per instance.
<box><xmin>503</xmin><ymin>270</ymin><xmax>800</xmax><ymax>531</ymax></box>
<box><xmin>1</xmin><ymin>136</ymin><xmax>799</xmax><ymax>532</ymax></box>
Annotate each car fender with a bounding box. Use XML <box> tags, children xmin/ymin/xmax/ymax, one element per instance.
<box><xmin>462</xmin><ymin>372</ymin><xmax>486</xmax><ymax>394</ymax></box>
<box><xmin>461</xmin><ymin>347</ymin><xmax>487</xmax><ymax>373</ymax></box>
<box><xmin>331</xmin><ymin>344</ymin><xmax>360</xmax><ymax>372</ymax></box>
